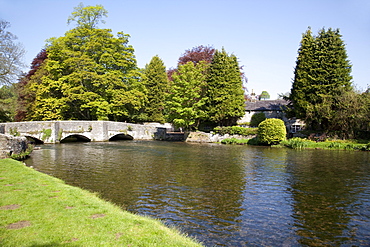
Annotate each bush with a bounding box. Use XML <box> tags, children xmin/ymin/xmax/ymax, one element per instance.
<box><xmin>281</xmin><ymin>137</ymin><xmax>309</xmax><ymax>149</ymax></box>
<box><xmin>221</xmin><ymin>138</ymin><xmax>249</xmax><ymax>145</ymax></box>
<box><xmin>250</xmin><ymin>113</ymin><xmax>266</xmax><ymax>127</ymax></box>
<box><xmin>257</xmin><ymin>118</ymin><xmax>286</xmax><ymax>145</ymax></box>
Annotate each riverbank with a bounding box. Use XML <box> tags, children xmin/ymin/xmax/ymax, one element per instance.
<box><xmin>221</xmin><ymin>137</ymin><xmax>370</xmax><ymax>151</ymax></box>
<box><xmin>0</xmin><ymin>159</ymin><xmax>203</xmax><ymax>247</ymax></box>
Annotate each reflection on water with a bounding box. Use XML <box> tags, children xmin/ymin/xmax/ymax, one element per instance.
<box><xmin>26</xmin><ymin>141</ymin><xmax>370</xmax><ymax>246</ymax></box>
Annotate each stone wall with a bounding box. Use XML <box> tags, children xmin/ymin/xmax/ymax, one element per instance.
<box><xmin>0</xmin><ymin>121</ymin><xmax>174</xmax><ymax>143</ymax></box>
<box><xmin>0</xmin><ymin>134</ymin><xmax>28</xmax><ymax>159</ymax></box>
<box><xmin>185</xmin><ymin>131</ymin><xmax>256</xmax><ymax>143</ymax></box>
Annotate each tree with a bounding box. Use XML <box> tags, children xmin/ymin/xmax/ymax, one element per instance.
<box><xmin>178</xmin><ymin>45</ymin><xmax>215</xmax><ymax>65</ymax></box>
<box><xmin>259</xmin><ymin>91</ymin><xmax>270</xmax><ymax>100</ymax></box>
<box><xmin>27</xmin><ymin>4</ymin><xmax>145</xmax><ymax>122</ymax></box>
<box><xmin>166</xmin><ymin>61</ymin><xmax>208</xmax><ymax>130</ymax></box>
<box><xmin>142</xmin><ymin>55</ymin><xmax>168</xmax><ymax>123</ymax></box>
<box><xmin>67</xmin><ymin>3</ymin><xmax>108</xmax><ymax>29</ymax></box>
<box><xmin>307</xmin><ymin>89</ymin><xmax>370</xmax><ymax>139</ymax></box>
<box><xmin>250</xmin><ymin>112</ymin><xmax>266</xmax><ymax>127</ymax></box>
<box><xmin>288</xmin><ymin>27</ymin><xmax>353</xmax><ymax>130</ymax></box>
<box><xmin>15</xmin><ymin>49</ymin><xmax>47</xmax><ymax>121</ymax></box>
<box><xmin>0</xmin><ymin>20</ymin><xmax>25</xmax><ymax>84</ymax></box>
<box><xmin>0</xmin><ymin>84</ymin><xmax>17</xmax><ymax>121</ymax></box>
<box><xmin>206</xmin><ymin>48</ymin><xmax>245</xmax><ymax>126</ymax></box>
<box><xmin>167</xmin><ymin>45</ymin><xmax>215</xmax><ymax>81</ymax></box>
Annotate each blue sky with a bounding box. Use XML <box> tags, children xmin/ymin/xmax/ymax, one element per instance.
<box><xmin>1</xmin><ymin>0</ymin><xmax>369</xmax><ymax>99</ymax></box>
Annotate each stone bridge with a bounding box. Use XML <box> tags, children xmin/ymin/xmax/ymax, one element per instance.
<box><xmin>0</xmin><ymin>121</ymin><xmax>173</xmax><ymax>144</ymax></box>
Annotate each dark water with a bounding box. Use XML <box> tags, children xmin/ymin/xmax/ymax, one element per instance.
<box><xmin>25</xmin><ymin>141</ymin><xmax>370</xmax><ymax>246</ymax></box>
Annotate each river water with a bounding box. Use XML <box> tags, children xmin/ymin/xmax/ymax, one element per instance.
<box><xmin>25</xmin><ymin>141</ymin><xmax>370</xmax><ymax>246</ymax></box>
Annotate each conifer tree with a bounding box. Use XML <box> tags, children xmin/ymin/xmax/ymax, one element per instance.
<box><xmin>142</xmin><ymin>55</ymin><xmax>168</xmax><ymax>123</ymax></box>
<box><xmin>206</xmin><ymin>48</ymin><xmax>245</xmax><ymax>126</ymax></box>
<box><xmin>289</xmin><ymin>28</ymin><xmax>353</xmax><ymax>130</ymax></box>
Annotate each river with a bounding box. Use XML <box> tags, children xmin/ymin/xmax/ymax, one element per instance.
<box><xmin>25</xmin><ymin>141</ymin><xmax>370</xmax><ymax>246</ymax></box>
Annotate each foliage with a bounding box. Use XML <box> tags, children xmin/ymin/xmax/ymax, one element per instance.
<box><xmin>67</xmin><ymin>3</ymin><xmax>108</xmax><ymax>29</ymax></box>
<box><xmin>0</xmin><ymin>84</ymin><xmax>17</xmax><ymax>122</ymax></box>
<box><xmin>206</xmin><ymin>48</ymin><xmax>245</xmax><ymax>126</ymax></box>
<box><xmin>0</xmin><ymin>20</ymin><xmax>25</xmax><ymax>85</ymax></box>
<box><xmin>9</xmin><ymin>127</ymin><xmax>19</xmax><ymax>136</ymax></box>
<box><xmin>259</xmin><ymin>91</ymin><xmax>270</xmax><ymax>100</ymax></box>
<box><xmin>280</xmin><ymin>137</ymin><xmax>310</xmax><ymax>149</ymax></box>
<box><xmin>26</xmin><ymin>4</ymin><xmax>146</xmax><ymax>122</ymax></box>
<box><xmin>0</xmin><ymin>159</ymin><xmax>203</xmax><ymax>246</ymax></box>
<box><xmin>257</xmin><ymin>118</ymin><xmax>286</xmax><ymax>145</ymax></box>
<box><xmin>288</xmin><ymin>27</ymin><xmax>353</xmax><ymax>130</ymax></box>
<box><xmin>178</xmin><ymin>45</ymin><xmax>215</xmax><ymax>66</ymax></box>
<box><xmin>213</xmin><ymin>126</ymin><xmax>258</xmax><ymax>136</ymax></box>
<box><xmin>280</xmin><ymin>138</ymin><xmax>370</xmax><ymax>151</ymax></box>
<box><xmin>41</xmin><ymin>128</ymin><xmax>52</xmax><ymax>141</ymax></box>
<box><xmin>167</xmin><ymin>45</ymin><xmax>215</xmax><ymax>81</ymax></box>
<box><xmin>142</xmin><ymin>55</ymin><xmax>168</xmax><ymax>123</ymax></box>
<box><xmin>250</xmin><ymin>113</ymin><xmax>266</xmax><ymax>127</ymax></box>
<box><xmin>322</xmin><ymin>89</ymin><xmax>369</xmax><ymax>139</ymax></box>
<box><xmin>166</xmin><ymin>61</ymin><xmax>208</xmax><ymax>129</ymax></box>
<box><xmin>8</xmin><ymin>144</ymin><xmax>33</xmax><ymax>160</ymax></box>
<box><xmin>16</xmin><ymin>49</ymin><xmax>48</xmax><ymax>121</ymax></box>
<box><xmin>221</xmin><ymin>138</ymin><xmax>250</xmax><ymax>145</ymax></box>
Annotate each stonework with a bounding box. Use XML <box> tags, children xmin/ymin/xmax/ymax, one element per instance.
<box><xmin>185</xmin><ymin>131</ymin><xmax>256</xmax><ymax>143</ymax></box>
<box><xmin>0</xmin><ymin>134</ymin><xmax>28</xmax><ymax>159</ymax></box>
<box><xmin>0</xmin><ymin>121</ymin><xmax>174</xmax><ymax>144</ymax></box>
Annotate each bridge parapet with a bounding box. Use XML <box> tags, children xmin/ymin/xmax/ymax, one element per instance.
<box><xmin>0</xmin><ymin>121</ymin><xmax>173</xmax><ymax>144</ymax></box>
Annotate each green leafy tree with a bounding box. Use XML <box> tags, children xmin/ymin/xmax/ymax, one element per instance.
<box><xmin>250</xmin><ymin>112</ymin><xmax>266</xmax><ymax>127</ymax></box>
<box><xmin>206</xmin><ymin>48</ymin><xmax>245</xmax><ymax>126</ymax></box>
<box><xmin>142</xmin><ymin>55</ymin><xmax>168</xmax><ymax>123</ymax></box>
<box><xmin>166</xmin><ymin>61</ymin><xmax>208</xmax><ymax>130</ymax></box>
<box><xmin>308</xmin><ymin>89</ymin><xmax>370</xmax><ymax>139</ymax></box>
<box><xmin>288</xmin><ymin>28</ymin><xmax>353</xmax><ymax>130</ymax></box>
<box><xmin>28</xmin><ymin>4</ymin><xmax>145</xmax><ymax>122</ymax></box>
<box><xmin>259</xmin><ymin>91</ymin><xmax>270</xmax><ymax>100</ymax></box>
<box><xmin>0</xmin><ymin>84</ymin><xmax>17</xmax><ymax>121</ymax></box>
<box><xmin>67</xmin><ymin>3</ymin><xmax>108</xmax><ymax>29</ymax></box>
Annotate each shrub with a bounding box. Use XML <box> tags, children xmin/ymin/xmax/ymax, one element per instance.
<box><xmin>221</xmin><ymin>138</ymin><xmax>249</xmax><ymax>145</ymax></box>
<box><xmin>281</xmin><ymin>137</ymin><xmax>309</xmax><ymax>149</ymax></box>
<box><xmin>250</xmin><ymin>113</ymin><xmax>266</xmax><ymax>127</ymax></box>
<box><xmin>257</xmin><ymin>118</ymin><xmax>286</xmax><ymax>145</ymax></box>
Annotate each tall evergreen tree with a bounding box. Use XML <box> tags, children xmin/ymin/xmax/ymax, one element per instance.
<box><xmin>142</xmin><ymin>55</ymin><xmax>168</xmax><ymax>123</ymax></box>
<box><xmin>289</xmin><ymin>28</ymin><xmax>353</xmax><ymax>130</ymax></box>
<box><xmin>206</xmin><ymin>48</ymin><xmax>245</xmax><ymax>126</ymax></box>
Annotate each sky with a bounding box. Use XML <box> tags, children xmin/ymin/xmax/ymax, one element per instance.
<box><xmin>1</xmin><ymin>0</ymin><xmax>369</xmax><ymax>99</ymax></box>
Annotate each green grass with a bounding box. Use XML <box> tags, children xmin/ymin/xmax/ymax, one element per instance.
<box><xmin>0</xmin><ymin>159</ymin><xmax>203</xmax><ymax>247</ymax></box>
<box><xmin>279</xmin><ymin>138</ymin><xmax>370</xmax><ymax>151</ymax></box>
<box><xmin>220</xmin><ymin>136</ymin><xmax>370</xmax><ymax>151</ymax></box>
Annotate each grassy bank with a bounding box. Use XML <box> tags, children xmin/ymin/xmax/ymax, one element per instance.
<box><xmin>221</xmin><ymin>137</ymin><xmax>370</xmax><ymax>151</ymax></box>
<box><xmin>0</xmin><ymin>159</ymin><xmax>203</xmax><ymax>247</ymax></box>
<box><xmin>278</xmin><ymin>138</ymin><xmax>370</xmax><ymax>151</ymax></box>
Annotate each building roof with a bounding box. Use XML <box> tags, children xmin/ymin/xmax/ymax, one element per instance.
<box><xmin>245</xmin><ymin>100</ymin><xmax>288</xmax><ymax>111</ymax></box>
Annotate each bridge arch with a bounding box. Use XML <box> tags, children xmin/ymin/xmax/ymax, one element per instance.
<box><xmin>60</xmin><ymin>134</ymin><xmax>91</xmax><ymax>143</ymax></box>
<box><xmin>25</xmin><ymin>136</ymin><xmax>44</xmax><ymax>145</ymax></box>
<box><xmin>109</xmin><ymin>133</ymin><xmax>134</xmax><ymax>141</ymax></box>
